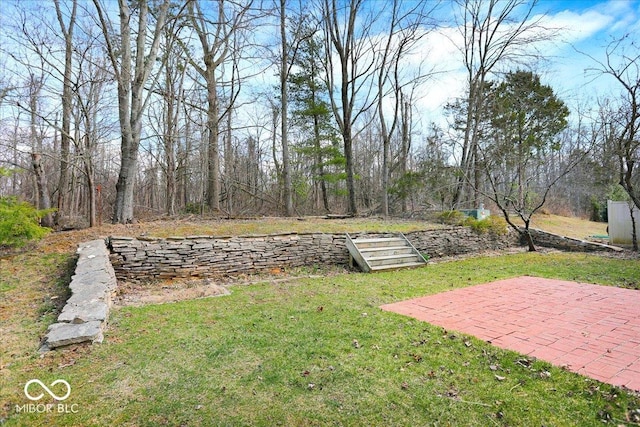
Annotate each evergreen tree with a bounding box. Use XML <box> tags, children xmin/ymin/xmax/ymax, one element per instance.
<box><xmin>288</xmin><ymin>26</ymin><xmax>344</xmax><ymax>212</ymax></box>
<box><xmin>485</xmin><ymin>70</ymin><xmax>570</xmax><ymax>251</ymax></box>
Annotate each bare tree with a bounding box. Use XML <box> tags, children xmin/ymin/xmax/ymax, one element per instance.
<box><xmin>375</xmin><ymin>0</ymin><xmax>436</xmax><ymax>216</ymax></box>
<box><xmin>26</xmin><ymin>71</ymin><xmax>54</xmax><ymax>227</ymax></box>
<box><xmin>321</xmin><ymin>0</ymin><xmax>380</xmax><ymax>215</ymax></box>
<box><xmin>53</xmin><ymin>0</ymin><xmax>77</xmax><ymax>225</ymax></box>
<box><xmin>590</xmin><ymin>35</ymin><xmax>640</xmax><ymax>214</ymax></box>
<box><xmin>279</xmin><ymin>0</ymin><xmax>293</xmax><ymax>216</ymax></box>
<box><xmin>451</xmin><ymin>0</ymin><xmax>553</xmax><ymax>208</ymax></box>
<box><xmin>187</xmin><ymin>0</ymin><xmax>253</xmax><ymax>214</ymax></box>
<box><xmin>93</xmin><ymin>0</ymin><xmax>171</xmax><ymax>223</ymax></box>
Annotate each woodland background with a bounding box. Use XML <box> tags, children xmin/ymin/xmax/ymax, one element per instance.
<box><xmin>0</xmin><ymin>0</ymin><xmax>638</xmax><ymax>229</ymax></box>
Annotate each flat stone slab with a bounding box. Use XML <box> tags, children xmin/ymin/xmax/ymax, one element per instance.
<box><xmin>67</xmin><ymin>283</ymin><xmax>112</xmax><ymax>305</ymax></box>
<box><xmin>42</xmin><ymin>239</ymin><xmax>117</xmax><ymax>351</ymax></box>
<box><xmin>58</xmin><ymin>301</ymin><xmax>109</xmax><ymax>324</ymax></box>
<box><xmin>381</xmin><ymin>276</ymin><xmax>640</xmax><ymax>392</ymax></box>
<box><xmin>44</xmin><ymin>321</ymin><xmax>104</xmax><ymax>349</ymax></box>
<box><xmin>77</xmin><ymin>239</ymin><xmax>111</xmax><ymax>256</ymax></box>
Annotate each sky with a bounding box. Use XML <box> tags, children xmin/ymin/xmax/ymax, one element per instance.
<box><xmin>413</xmin><ymin>0</ymin><xmax>640</xmax><ymax>129</ymax></box>
<box><xmin>1</xmin><ymin>0</ymin><xmax>638</xmax><ymax>145</ymax></box>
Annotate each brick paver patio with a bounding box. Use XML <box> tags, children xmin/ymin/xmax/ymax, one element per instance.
<box><xmin>380</xmin><ymin>276</ymin><xmax>640</xmax><ymax>391</ymax></box>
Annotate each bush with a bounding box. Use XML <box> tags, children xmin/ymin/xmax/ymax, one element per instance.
<box><xmin>437</xmin><ymin>210</ymin><xmax>466</xmax><ymax>225</ymax></box>
<box><xmin>0</xmin><ymin>197</ymin><xmax>52</xmax><ymax>247</ymax></box>
<box><xmin>465</xmin><ymin>215</ymin><xmax>508</xmax><ymax>236</ymax></box>
<box><xmin>183</xmin><ymin>202</ymin><xmax>202</xmax><ymax>215</ymax></box>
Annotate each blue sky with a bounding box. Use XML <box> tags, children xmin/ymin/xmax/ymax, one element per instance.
<box><xmin>412</xmin><ymin>0</ymin><xmax>640</xmax><ymax>128</ymax></box>
<box><xmin>1</xmin><ymin>0</ymin><xmax>637</xmax><ymax>138</ymax></box>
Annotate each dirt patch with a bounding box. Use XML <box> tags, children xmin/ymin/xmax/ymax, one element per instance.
<box><xmin>114</xmin><ymin>278</ymin><xmax>231</xmax><ymax>307</ymax></box>
<box><xmin>113</xmin><ymin>265</ymin><xmax>352</xmax><ymax>307</ymax></box>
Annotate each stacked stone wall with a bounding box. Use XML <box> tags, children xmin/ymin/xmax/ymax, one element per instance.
<box><xmin>108</xmin><ymin>227</ymin><xmax>520</xmax><ymax>281</ymax></box>
<box><xmin>42</xmin><ymin>239</ymin><xmax>116</xmax><ymax>350</ymax></box>
<box><xmin>527</xmin><ymin>228</ymin><xmax>624</xmax><ymax>253</ymax></box>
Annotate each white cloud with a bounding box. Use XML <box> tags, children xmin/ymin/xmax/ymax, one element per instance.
<box><xmin>403</xmin><ymin>1</ymin><xmax>639</xmax><ymax>129</ymax></box>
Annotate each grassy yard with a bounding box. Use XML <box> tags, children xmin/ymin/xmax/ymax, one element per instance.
<box><xmin>511</xmin><ymin>213</ymin><xmax>608</xmax><ymax>240</ymax></box>
<box><xmin>2</xmin><ymin>239</ymin><xmax>639</xmax><ymax>426</ymax></box>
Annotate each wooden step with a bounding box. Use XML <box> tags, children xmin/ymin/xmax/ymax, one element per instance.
<box><xmin>345</xmin><ymin>233</ymin><xmax>427</xmax><ymax>273</ymax></box>
<box><xmin>360</xmin><ymin>246</ymin><xmax>414</xmax><ymax>258</ymax></box>
<box><xmin>370</xmin><ymin>261</ymin><xmax>426</xmax><ymax>271</ymax></box>
<box><xmin>351</xmin><ymin>237</ymin><xmax>407</xmax><ymax>249</ymax></box>
<box><xmin>367</xmin><ymin>254</ymin><xmax>424</xmax><ymax>267</ymax></box>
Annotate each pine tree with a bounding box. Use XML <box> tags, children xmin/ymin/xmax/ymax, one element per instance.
<box><xmin>288</xmin><ymin>27</ymin><xmax>344</xmax><ymax>212</ymax></box>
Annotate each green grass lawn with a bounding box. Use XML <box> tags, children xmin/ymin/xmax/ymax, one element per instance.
<box><xmin>2</xmin><ymin>251</ymin><xmax>639</xmax><ymax>426</ymax></box>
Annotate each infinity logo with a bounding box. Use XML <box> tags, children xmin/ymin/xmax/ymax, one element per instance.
<box><xmin>24</xmin><ymin>379</ymin><xmax>71</xmax><ymax>401</ymax></box>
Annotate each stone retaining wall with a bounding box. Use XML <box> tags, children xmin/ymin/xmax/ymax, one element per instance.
<box><xmin>108</xmin><ymin>226</ymin><xmax>624</xmax><ymax>282</ymax></box>
<box><xmin>108</xmin><ymin>227</ymin><xmax>520</xmax><ymax>281</ymax></box>
<box><xmin>42</xmin><ymin>240</ymin><xmax>117</xmax><ymax>350</ymax></box>
<box><xmin>527</xmin><ymin>228</ymin><xmax>624</xmax><ymax>253</ymax></box>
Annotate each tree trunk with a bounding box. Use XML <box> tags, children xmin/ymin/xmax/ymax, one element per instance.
<box><xmin>523</xmin><ymin>227</ymin><xmax>537</xmax><ymax>252</ymax></box>
<box><xmin>93</xmin><ymin>0</ymin><xmax>170</xmax><ymax>223</ymax></box>
<box><xmin>163</xmin><ymin>66</ymin><xmax>178</xmax><ymax>216</ymax></box>
<box><xmin>205</xmin><ymin>74</ymin><xmax>221</xmax><ymax>213</ymax></box>
<box><xmin>224</xmin><ymin>103</ymin><xmax>234</xmax><ymax>215</ymax></box>
<box><xmin>313</xmin><ymin>113</ymin><xmax>330</xmax><ymax>213</ymax></box>
<box><xmin>54</xmin><ymin>0</ymin><xmax>76</xmax><ymax>225</ymax></box>
<box><xmin>400</xmin><ymin>95</ymin><xmax>410</xmax><ymax>213</ymax></box>
<box><xmin>343</xmin><ymin>126</ymin><xmax>357</xmax><ymax>215</ymax></box>
<box><xmin>86</xmin><ymin>160</ymin><xmax>96</xmax><ymax>228</ymax></box>
<box><xmin>113</xmin><ymin>141</ymin><xmax>137</xmax><ymax>223</ymax></box>
<box><xmin>31</xmin><ymin>153</ymin><xmax>54</xmax><ymax>227</ymax></box>
<box><xmin>280</xmin><ymin>0</ymin><xmax>293</xmax><ymax>216</ymax></box>
<box><xmin>629</xmin><ymin>202</ymin><xmax>638</xmax><ymax>251</ymax></box>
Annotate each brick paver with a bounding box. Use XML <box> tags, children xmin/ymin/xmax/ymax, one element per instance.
<box><xmin>380</xmin><ymin>276</ymin><xmax>640</xmax><ymax>391</ymax></box>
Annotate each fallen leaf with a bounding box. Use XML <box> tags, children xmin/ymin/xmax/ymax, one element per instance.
<box><xmin>495</xmin><ymin>375</ymin><xmax>506</xmax><ymax>381</ymax></box>
<box><xmin>58</xmin><ymin>360</ymin><xmax>76</xmax><ymax>369</ymax></box>
<box><xmin>489</xmin><ymin>364</ymin><xmax>498</xmax><ymax>371</ymax></box>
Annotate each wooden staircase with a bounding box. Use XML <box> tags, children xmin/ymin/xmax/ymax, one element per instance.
<box><xmin>345</xmin><ymin>233</ymin><xmax>427</xmax><ymax>273</ymax></box>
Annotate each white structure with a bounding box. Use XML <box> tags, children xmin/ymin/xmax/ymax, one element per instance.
<box><xmin>608</xmin><ymin>200</ymin><xmax>640</xmax><ymax>245</ymax></box>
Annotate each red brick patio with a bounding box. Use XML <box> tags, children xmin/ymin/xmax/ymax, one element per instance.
<box><xmin>380</xmin><ymin>276</ymin><xmax>640</xmax><ymax>391</ymax></box>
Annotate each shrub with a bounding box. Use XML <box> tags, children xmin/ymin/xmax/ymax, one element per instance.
<box><xmin>465</xmin><ymin>215</ymin><xmax>508</xmax><ymax>236</ymax></box>
<box><xmin>0</xmin><ymin>197</ymin><xmax>52</xmax><ymax>247</ymax></box>
<box><xmin>437</xmin><ymin>210</ymin><xmax>466</xmax><ymax>225</ymax></box>
<box><xmin>183</xmin><ymin>202</ymin><xmax>202</xmax><ymax>215</ymax></box>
